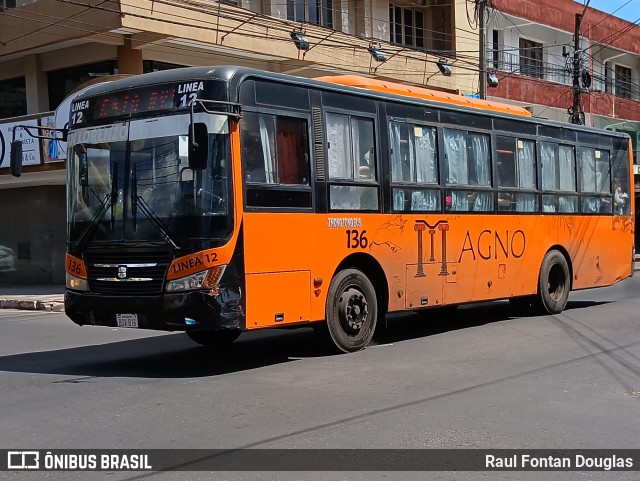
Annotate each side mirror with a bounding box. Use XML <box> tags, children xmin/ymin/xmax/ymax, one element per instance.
<box><xmin>10</xmin><ymin>140</ymin><xmax>23</xmax><ymax>177</ymax></box>
<box><xmin>188</xmin><ymin>123</ymin><xmax>208</xmax><ymax>170</ymax></box>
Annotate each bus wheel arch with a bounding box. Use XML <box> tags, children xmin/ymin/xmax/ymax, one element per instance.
<box><xmin>322</xmin><ymin>254</ymin><xmax>388</xmax><ymax>353</ymax></box>
<box><xmin>536</xmin><ymin>247</ymin><xmax>572</xmax><ymax>314</ymax></box>
<box><xmin>335</xmin><ymin>253</ymin><xmax>389</xmax><ymax>318</ymax></box>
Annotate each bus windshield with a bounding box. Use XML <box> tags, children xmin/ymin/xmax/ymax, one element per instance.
<box><xmin>66</xmin><ymin>113</ymin><xmax>233</xmax><ymax>249</ymax></box>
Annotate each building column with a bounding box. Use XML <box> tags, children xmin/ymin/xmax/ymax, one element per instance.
<box><xmin>117</xmin><ymin>36</ymin><xmax>143</xmax><ymax>75</ymax></box>
<box><xmin>24</xmin><ymin>54</ymin><xmax>49</xmax><ymax>114</ymax></box>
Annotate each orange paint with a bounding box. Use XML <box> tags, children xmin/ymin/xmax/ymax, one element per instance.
<box><xmin>65</xmin><ymin>253</ymin><xmax>87</xmax><ymax>279</ymax></box>
<box><xmin>241</xmin><ymin>212</ymin><xmax>633</xmax><ymax>329</ymax></box>
<box><xmin>317</xmin><ymin>75</ymin><xmax>532</xmax><ymax>117</ymax></box>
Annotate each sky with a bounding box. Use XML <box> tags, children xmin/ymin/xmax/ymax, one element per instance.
<box><xmin>573</xmin><ymin>0</ymin><xmax>640</xmax><ymax>23</ymax></box>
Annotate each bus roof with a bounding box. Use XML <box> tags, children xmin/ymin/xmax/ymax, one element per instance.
<box><xmin>71</xmin><ymin>66</ymin><xmax>631</xmax><ymax>142</ymax></box>
<box><xmin>315</xmin><ymin>75</ymin><xmax>532</xmax><ymax>118</ymax></box>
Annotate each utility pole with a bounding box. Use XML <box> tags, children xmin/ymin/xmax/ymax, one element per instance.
<box><xmin>569</xmin><ymin>13</ymin><xmax>584</xmax><ymax>124</ymax></box>
<box><xmin>479</xmin><ymin>0</ymin><xmax>487</xmax><ymax>99</ymax></box>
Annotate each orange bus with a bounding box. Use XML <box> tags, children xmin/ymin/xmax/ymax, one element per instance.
<box><xmin>10</xmin><ymin>66</ymin><xmax>635</xmax><ymax>352</ymax></box>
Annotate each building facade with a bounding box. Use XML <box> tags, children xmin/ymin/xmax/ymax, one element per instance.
<box><xmin>486</xmin><ymin>1</ymin><xmax>639</xmax><ymax>160</ymax></box>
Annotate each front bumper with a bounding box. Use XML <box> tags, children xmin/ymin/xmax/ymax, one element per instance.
<box><xmin>65</xmin><ymin>286</ymin><xmax>244</xmax><ymax>332</ymax></box>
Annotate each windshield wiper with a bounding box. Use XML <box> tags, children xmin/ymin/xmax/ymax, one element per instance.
<box><xmin>131</xmin><ymin>164</ymin><xmax>138</xmax><ymax>231</ymax></box>
<box><xmin>110</xmin><ymin>165</ymin><xmax>118</xmax><ymax>230</ymax></box>
<box><xmin>71</xmin><ymin>193</ymin><xmax>112</xmax><ymax>253</ymax></box>
<box><xmin>130</xmin><ymin>167</ymin><xmax>181</xmax><ymax>250</ymax></box>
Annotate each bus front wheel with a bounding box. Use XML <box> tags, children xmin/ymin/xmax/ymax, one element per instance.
<box><xmin>186</xmin><ymin>330</ymin><xmax>241</xmax><ymax>347</ymax></box>
<box><xmin>536</xmin><ymin>250</ymin><xmax>571</xmax><ymax>314</ymax></box>
<box><xmin>324</xmin><ymin>268</ymin><xmax>378</xmax><ymax>353</ymax></box>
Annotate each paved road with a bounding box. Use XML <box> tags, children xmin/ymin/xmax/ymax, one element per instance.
<box><xmin>1</xmin><ymin>276</ymin><xmax>639</xmax><ymax>481</ymax></box>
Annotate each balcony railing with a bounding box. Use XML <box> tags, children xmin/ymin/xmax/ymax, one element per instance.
<box><xmin>488</xmin><ymin>51</ymin><xmax>572</xmax><ymax>85</ymax></box>
<box><xmin>488</xmin><ymin>50</ymin><xmax>640</xmax><ymax>101</ymax></box>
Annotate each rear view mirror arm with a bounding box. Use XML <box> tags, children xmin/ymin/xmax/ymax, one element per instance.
<box><xmin>9</xmin><ymin>124</ymin><xmax>69</xmax><ymax>177</ymax></box>
<box><xmin>11</xmin><ymin>124</ymin><xmax>68</xmax><ymax>142</ymax></box>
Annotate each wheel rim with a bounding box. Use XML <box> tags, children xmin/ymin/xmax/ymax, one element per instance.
<box><xmin>547</xmin><ymin>263</ymin><xmax>566</xmax><ymax>302</ymax></box>
<box><xmin>338</xmin><ymin>286</ymin><xmax>369</xmax><ymax>334</ymax></box>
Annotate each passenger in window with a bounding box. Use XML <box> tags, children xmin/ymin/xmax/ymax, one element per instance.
<box><xmin>498</xmin><ymin>192</ymin><xmax>513</xmax><ymax>211</ymax></box>
<box><xmin>359</xmin><ymin>149</ymin><xmax>375</xmax><ymax>181</ymax></box>
<box><xmin>244</xmin><ymin>141</ymin><xmax>266</xmax><ymax>183</ymax></box>
<box><xmin>613</xmin><ymin>178</ymin><xmax>628</xmax><ymax>215</ymax></box>
<box><xmin>445</xmin><ymin>193</ymin><xmax>452</xmax><ymax>209</ymax></box>
<box><xmin>543</xmin><ymin>197</ymin><xmax>559</xmax><ymax>213</ymax></box>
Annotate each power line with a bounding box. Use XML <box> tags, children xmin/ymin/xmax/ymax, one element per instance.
<box><xmin>0</xmin><ymin>5</ymin><xmax>485</xmax><ymax>98</ymax></box>
<box><xmin>5</xmin><ymin>0</ymin><xmax>488</xmax><ymax>71</ymax></box>
<box><xmin>588</xmin><ymin>0</ymin><xmax>635</xmax><ymax>29</ymax></box>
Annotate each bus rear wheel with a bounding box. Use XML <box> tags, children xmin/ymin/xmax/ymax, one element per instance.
<box><xmin>536</xmin><ymin>250</ymin><xmax>571</xmax><ymax>314</ymax></box>
<box><xmin>324</xmin><ymin>268</ymin><xmax>378</xmax><ymax>353</ymax></box>
<box><xmin>186</xmin><ymin>330</ymin><xmax>241</xmax><ymax>347</ymax></box>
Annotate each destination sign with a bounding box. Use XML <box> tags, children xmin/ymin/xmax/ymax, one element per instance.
<box><xmin>69</xmin><ymin>79</ymin><xmax>226</xmax><ymax>125</ymax></box>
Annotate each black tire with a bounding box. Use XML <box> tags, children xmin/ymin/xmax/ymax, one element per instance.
<box><xmin>536</xmin><ymin>250</ymin><xmax>571</xmax><ymax>314</ymax></box>
<box><xmin>324</xmin><ymin>268</ymin><xmax>378</xmax><ymax>353</ymax></box>
<box><xmin>186</xmin><ymin>330</ymin><xmax>240</xmax><ymax>347</ymax></box>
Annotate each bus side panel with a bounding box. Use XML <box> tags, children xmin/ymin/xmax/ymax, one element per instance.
<box><xmin>571</xmin><ymin>216</ymin><xmax>634</xmax><ymax>289</ymax></box>
<box><xmin>241</xmin><ymin>212</ymin><xmax>634</xmax><ymax>326</ymax></box>
<box><xmin>242</xmin><ymin>212</ymin><xmax>394</xmax><ymax>326</ymax></box>
<box><xmin>245</xmin><ymin>271</ymin><xmax>311</xmax><ymax>328</ymax></box>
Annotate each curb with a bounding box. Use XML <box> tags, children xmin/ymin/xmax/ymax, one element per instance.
<box><xmin>0</xmin><ymin>299</ymin><xmax>65</xmax><ymax>312</ymax></box>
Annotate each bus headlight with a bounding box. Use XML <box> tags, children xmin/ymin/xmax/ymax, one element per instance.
<box><xmin>165</xmin><ymin>265</ymin><xmax>226</xmax><ymax>293</ymax></box>
<box><xmin>66</xmin><ymin>272</ymin><xmax>89</xmax><ymax>291</ymax></box>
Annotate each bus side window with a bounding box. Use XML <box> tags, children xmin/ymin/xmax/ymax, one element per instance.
<box><xmin>240</xmin><ymin>112</ymin><xmax>310</xmax><ymax>186</ymax></box>
<box><xmin>326</xmin><ymin>112</ymin><xmax>378</xmax><ymax>211</ymax></box>
<box><xmin>612</xmin><ymin>139</ymin><xmax>631</xmax><ymax>216</ymax></box>
<box><xmin>541</xmin><ymin>142</ymin><xmax>577</xmax><ymax>213</ymax></box>
<box><xmin>444</xmin><ymin>128</ymin><xmax>491</xmax><ymax>212</ymax></box>
<box><xmin>389</xmin><ymin>122</ymin><xmax>440</xmax><ymax>212</ymax></box>
<box><xmin>579</xmin><ymin>147</ymin><xmax>610</xmax><ymax>213</ymax></box>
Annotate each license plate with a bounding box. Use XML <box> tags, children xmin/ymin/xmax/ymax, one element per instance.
<box><xmin>116</xmin><ymin>314</ymin><xmax>139</xmax><ymax>328</ymax></box>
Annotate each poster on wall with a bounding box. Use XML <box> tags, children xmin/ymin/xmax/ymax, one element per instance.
<box><xmin>40</xmin><ymin>115</ymin><xmax>66</xmax><ymax>163</ymax></box>
<box><xmin>0</xmin><ymin>118</ymin><xmax>41</xmax><ymax>168</ymax></box>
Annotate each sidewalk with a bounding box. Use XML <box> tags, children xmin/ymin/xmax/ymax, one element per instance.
<box><xmin>0</xmin><ymin>284</ymin><xmax>65</xmax><ymax>312</ymax></box>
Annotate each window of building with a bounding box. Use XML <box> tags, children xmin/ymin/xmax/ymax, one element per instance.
<box><xmin>0</xmin><ymin>76</ymin><xmax>27</xmax><ymax>119</ymax></box>
<box><xmin>491</xmin><ymin>29</ymin><xmax>501</xmax><ymax>69</ymax></box>
<box><xmin>443</xmin><ymin>128</ymin><xmax>493</xmax><ymax>212</ymax></box>
<box><xmin>47</xmin><ymin>61</ymin><xmax>117</xmax><ymax>111</ymax></box>
<box><xmin>287</xmin><ymin>0</ymin><xmax>333</xmax><ymax>28</ymax></box>
<box><xmin>604</xmin><ymin>62</ymin><xmax>613</xmax><ymax>94</ymax></box>
<box><xmin>389</xmin><ymin>3</ymin><xmax>424</xmax><ymax>49</ymax></box>
<box><xmin>143</xmin><ymin>61</ymin><xmax>185</xmax><ymax>73</ymax></box>
<box><xmin>389</xmin><ymin>121</ymin><xmax>440</xmax><ymax>212</ymax></box>
<box><xmin>519</xmin><ymin>38</ymin><xmax>543</xmax><ymax>79</ymax></box>
<box><xmin>0</xmin><ymin>0</ymin><xmax>17</xmax><ymax>12</ymax></box>
<box><xmin>614</xmin><ymin>65</ymin><xmax>632</xmax><ymax>99</ymax></box>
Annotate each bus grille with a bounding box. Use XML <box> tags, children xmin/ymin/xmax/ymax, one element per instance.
<box><xmin>84</xmin><ymin>249</ymin><xmax>172</xmax><ymax>295</ymax></box>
